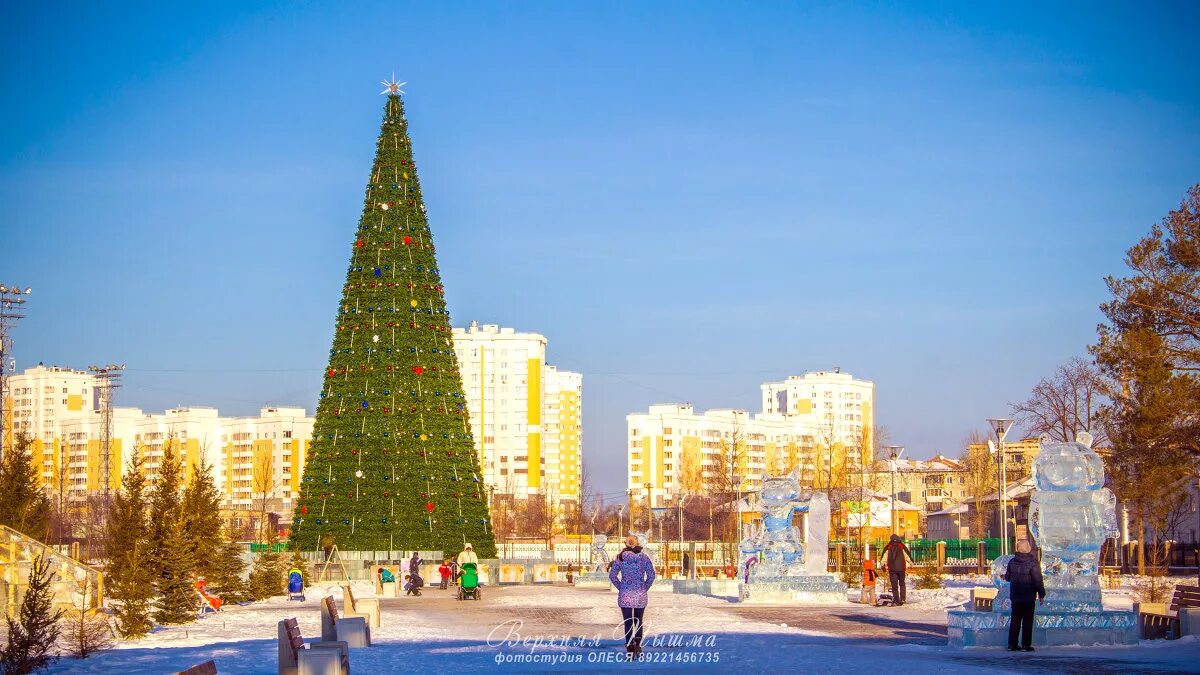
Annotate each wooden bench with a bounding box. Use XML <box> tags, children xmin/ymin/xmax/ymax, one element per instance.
<box><xmin>342</xmin><ymin>584</ymin><xmax>381</xmax><ymax>628</ymax></box>
<box><xmin>278</xmin><ymin>618</ymin><xmax>349</xmax><ymax>675</ymax></box>
<box><xmin>173</xmin><ymin>660</ymin><xmax>217</xmax><ymax>675</ymax></box>
<box><xmin>320</xmin><ymin>595</ymin><xmax>370</xmax><ymax>647</ymax></box>
<box><xmin>1138</xmin><ymin>585</ymin><xmax>1200</xmax><ymax>640</ymax></box>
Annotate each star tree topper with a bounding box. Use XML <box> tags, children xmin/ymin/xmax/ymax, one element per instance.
<box><xmin>380</xmin><ymin>74</ymin><xmax>407</xmax><ymax>96</ymax></box>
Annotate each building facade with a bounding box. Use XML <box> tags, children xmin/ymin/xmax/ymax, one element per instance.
<box><xmin>451</xmin><ymin>322</ymin><xmax>582</xmax><ymax>506</ymax></box>
<box><xmin>627</xmin><ymin>370</ymin><xmax>875</xmax><ymax>507</ymax></box>
<box><xmin>2</xmin><ymin>365</ymin><xmax>313</xmax><ymax>524</ymax></box>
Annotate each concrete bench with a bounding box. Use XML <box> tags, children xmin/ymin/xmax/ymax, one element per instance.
<box><xmin>278</xmin><ymin>618</ymin><xmax>349</xmax><ymax>675</ymax></box>
<box><xmin>1139</xmin><ymin>584</ymin><xmax>1200</xmax><ymax>640</ymax></box>
<box><xmin>173</xmin><ymin>660</ymin><xmax>217</xmax><ymax>675</ymax></box>
<box><xmin>321</xmin><ymin>596</ymin><xmax>371</xmax><ymax>648</ymax></box>
<box><xmin>343</xmin><ymin>585</ymin><xmax>380</xmax><ymax>628</ymax></box>
<box><xmin>970</xmin><ymin>587</ymin><xmax>997</xmax><ymax>612</ymax></box>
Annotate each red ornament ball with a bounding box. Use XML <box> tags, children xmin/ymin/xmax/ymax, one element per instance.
<box><xmin>327</xmin><ymin>368</ymin><xmax>336</xmax><ymax>377</ymax></box>
<box><xmin>412</xmin><ymin>366</ymin><xmax>424</xmax><ymax>375</ymax></box>
<box><xmin>356</xmin><ymin>239</ymin><xmax>365</xmax><ymax>248</ymax></box>
<box><xmin>403</xmin><ymin>235</ymin><xmax>413</xmax><ymax>245</ymax></box>
<box><xmin>425</xmin><ymin>502</ymin><xmax>435</xmax><ymax>512</ymax></box>
<box><xmin>301</xmin><ymin>505</ymin><xmax>308</xmax><ymax>515</ymax></box>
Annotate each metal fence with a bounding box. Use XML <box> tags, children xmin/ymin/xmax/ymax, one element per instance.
<box><xmin>830</xmin><ymin>537</ymin><xmax>1002</xmax><ymax>565</ymax></box>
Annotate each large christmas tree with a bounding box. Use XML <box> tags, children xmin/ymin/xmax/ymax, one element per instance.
<box><xmin>291</xmin><ymin>80</ymin><xmax>496</xmax><ymax>557</ymax></box>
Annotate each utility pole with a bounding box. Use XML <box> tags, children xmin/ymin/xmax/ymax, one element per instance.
<box><xmin>89</xmin><ymin>363</ymin><xmax>126</xmax><ymax>523</ymax></box>
<box><xmin>0</xmin><ymin>284</ymin><xmax>32</xmax><ymax>461</ymax></box>
<box><xmin>617</xmin><ymin>505</ymin><xmax>625</xmax><ymax>541</ymax></box>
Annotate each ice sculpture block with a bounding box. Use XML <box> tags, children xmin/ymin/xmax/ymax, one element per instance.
<box><xmin>948</xmin><ymin>432</ymin><xmax>1135</xmax><ymax>647</ymax></box>
<box><xmin>737</xmin><ymin>470</ymin><xmax>846</xmax><ymax>603</ymax></box>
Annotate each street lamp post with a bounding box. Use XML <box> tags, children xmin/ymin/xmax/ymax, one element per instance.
<box><xmin>617</xmin><ymin>505</ymin><xmax>625</xmax><ymax>541</ymax></box>
<box><xmin>677</xmin><ymin>495</ymin><xmax>688</xmax><ymax>579</ymax></box>
<box><xmin>883</xmin><ymin>446</ymin><xmax>904</xmax><ymax>536</ymax></box>
<box><xmin>986</xmin><ymin>418</ymin><xmax>1015</xmax><ymax>557</ymax></box>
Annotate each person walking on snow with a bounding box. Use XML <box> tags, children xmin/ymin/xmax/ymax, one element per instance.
<box><xmin>1003</xmin><ymin>539</ymin><xmax>1045</xmax><ymax>652</ymax></box>
<box><xmin>861</xmin><ymin>558</ymin><xmax>878</xmax><ymax>606</ymax></box>
<box><xmin>880</xmin><ymin>534</ymin><xmax>913</xmax><ymax>605</ymax></box>
<box><xmin>438</xmin><ymin>560</ymin><xmax>452</xmax><ymax>590</ymax></box>
<box><xmin>609</xmin><ymin>535</ymin><xmax>656</xmax><ymax>658</ymax></box>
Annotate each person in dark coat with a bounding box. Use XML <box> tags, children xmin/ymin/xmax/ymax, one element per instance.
<box><xmin>880</xmin><ymin>534</ymin><xmax>913</xmax><ymax>605</ymax></box>
<box><xmin>1003</xmin><ymin>539</ymin><xmax>1046</xmax><ymax>651</ymax></box>
<box><xmin>409</xmin><ymin>551</ymin><xmax>422</xmax><ymax>576</ymax></box>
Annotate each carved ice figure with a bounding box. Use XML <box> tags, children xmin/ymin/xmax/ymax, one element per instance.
<box><xmin>1029</xmin><ymin>432</ymin><xmax>1118</xmax><ymax>587</ymax></box>
<box><xmin>740</xmin><ymin>470</ymin><xmax>831</xmax><ymax>581</ymax></box>
<box><xmin>589</xmin><ymin>534</ymin><xmax>610</xmax><ymax>573</ymax></box>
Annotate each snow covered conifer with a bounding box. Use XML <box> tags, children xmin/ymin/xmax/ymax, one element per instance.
<box><xmin>0</xmin><ymin>554</ymin><xmax>63</xmax><ymax>673</ymax></box>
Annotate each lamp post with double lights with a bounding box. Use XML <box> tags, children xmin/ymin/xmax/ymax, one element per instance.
<box><xmin>986</xmin><ymin>418</ymin><xmax>1015</xmax><ymax>556</ymax></box>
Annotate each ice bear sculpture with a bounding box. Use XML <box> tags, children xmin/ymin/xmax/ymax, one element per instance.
<box><xmin>1029</xmin><ymin>432</ymin><xmax>1118</xmax><ymax>587</ymax></box>
<box><xmin>739</xmin><ymin>470</ymin><xmax>830</xmax><ymax>581</ymax></box>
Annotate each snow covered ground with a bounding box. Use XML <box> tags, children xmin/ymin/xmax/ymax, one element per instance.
<box><xmin>45</xmin><ymin>581</ymin><xmax>1200</xmax><ymax>674</ymax></box>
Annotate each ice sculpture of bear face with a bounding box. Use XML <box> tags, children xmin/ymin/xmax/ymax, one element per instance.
<box><xmin>1033</xmin><ymin>433</ymin><xmax>1104</xmax><ymax>492</ymax></box>
<box><xmin>759</xmin><ymin>475</ymin><xmax>800</xmax><ymax>506</ymax></box>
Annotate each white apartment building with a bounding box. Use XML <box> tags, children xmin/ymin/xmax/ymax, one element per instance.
<box><xmin>3</xmin><ymin>364</ymin><xmax>313</xmax><ymax>520</ymax></box>
<box><xmin>760</xmin><ymin>369</ymin><xmax>874</xmax><ymax>447</ymax></box>
<box><xmin>628</xmin><ymin>370</ymin><xmax>874</xmax><ymax>506</ymax></box>
<box><xmin>452</xmin><ymin>322</ymin><xmax>583</xmax><ymax>505</ymax></box>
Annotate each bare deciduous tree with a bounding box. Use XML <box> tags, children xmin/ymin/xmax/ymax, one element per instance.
<box><xmin>959</xmin><ymin>430</ymin><xmax>998</xmax><ymax>538</ymax></box>
<box><xmin>1011</xmin><ymin>357</ymin><xmax>1108</xmax><ymax>446</ymax></box>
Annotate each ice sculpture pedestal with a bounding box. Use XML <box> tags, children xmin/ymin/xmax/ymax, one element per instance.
<box><xmin>948</xmin><ymin>583</ymin><xmax>1136</xmax><ymax>647</ymax></box>
<box><xmin>738</xmin><ymin>575</ymin><xmax>847</xmax><ymax>604</ymax></box>
<box><xmin>573</xmin><ymin>571</ymin><xmax>611</xmax><ymax>589</ymax></box>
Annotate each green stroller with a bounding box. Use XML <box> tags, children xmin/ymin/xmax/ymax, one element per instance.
<box><xmin>457</xmin><ymin>562</ymin><xmax>481</xmax><ymax>601</ymax></box>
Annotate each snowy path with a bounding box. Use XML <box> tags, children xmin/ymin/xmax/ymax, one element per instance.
<box><xmin>47</xmin><ymin>583</ymin><xmax>1200</xmax><ymax>674</ymax></box>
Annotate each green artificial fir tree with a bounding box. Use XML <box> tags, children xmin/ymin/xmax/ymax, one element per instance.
<box><xmin>105</xmin><ymin>455</ymin><xmax>154</xmax><ymax>638</ymax></box>
<box><xmin>0</xmin><ymin>434</ymin><xmax>50</xmax><ymax>542</ymax></box>
<box><xmin>290</xmin><ymin>84</ymin><xmax>496</xmax><ymax>557</ymax></box>
<box><xmin>181</xmin><ymin>457</ymin><xmax>224</xmax><ymax>581</ymax></box>
<box><xmin>0</xmin><ymin>554</ymin><xmax>63</xmax><ymax>674</ymax></box>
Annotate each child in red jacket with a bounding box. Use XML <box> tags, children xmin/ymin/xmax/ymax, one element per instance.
<box><xmin>438</xmin><ymin>561</ymin><xmax>452</xmax><ymax>590</ymax></box>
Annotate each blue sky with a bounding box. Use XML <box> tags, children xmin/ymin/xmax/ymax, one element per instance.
<box><xmin>2</xmin><ymin>2</ymin><xmax>1198</xmax><ymax>499</ymax></box>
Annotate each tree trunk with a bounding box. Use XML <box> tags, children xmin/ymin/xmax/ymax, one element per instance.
<box><xmin>1137</xmin><ymin>506</ymin><xmax>1146</xmax><ymax>576</ymax></box>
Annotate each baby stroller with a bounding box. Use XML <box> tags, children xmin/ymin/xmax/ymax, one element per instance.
<box><xmin>457</xmin><ymin>562</ymin><xmax>481</xmax><ymax>601</ymax></box>
<box><xmin>287</xmin><ymin>569</ymin><xmax>305</xmax><ymax>602</ymax></box>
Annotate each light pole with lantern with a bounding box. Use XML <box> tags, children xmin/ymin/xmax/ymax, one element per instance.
<box><xmin>986</xmin><ymin>418</ymin><xmax>1015</xmax><ymax>557</ymax></box>
<box><xmin>883</xmin><ymin>445</ymin><xmax>904</xmax><ymax>536</ymax></box>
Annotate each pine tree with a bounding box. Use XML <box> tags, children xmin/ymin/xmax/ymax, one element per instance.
<box><xmin>0</xmin><ymin>434</ymin><xmax>51</xmax><ymax>542</ymax></box>
<box><xmin>247</xmin><ymin>549</ymin><xmax>285</xmax><ymax>601</ymax></box>
<box><xmin>181</xmin><ymin>456</ymin><xmax>223</xmax><ymax>580</ymax></box>
<box><xmin>289</xmin><ymin>87</ymin><xmax>496</xmax><ymax>556</ymax></box>
<box><xmin>147</xmin><ymin>438</ymin><xmax>186</xmax><ymax>574</ymax></box>
<box><xmin>153</xmin><ymin>523</ymin><xmax>197</xmax><ymax>624</ymax></box>
<box><xmin>207</xmin><ymin>525</ymin><xmax>248</xmax><ymax>605</ymax></box>
<box><xmin>105</xmin><ymin>454</ymin><xmax>154</xmax><ymax>639</ymax></box>
<box><xmin>0</xmin><ymin>554</ymin><xmax>64</xmax><ymax>673</ymax></box>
